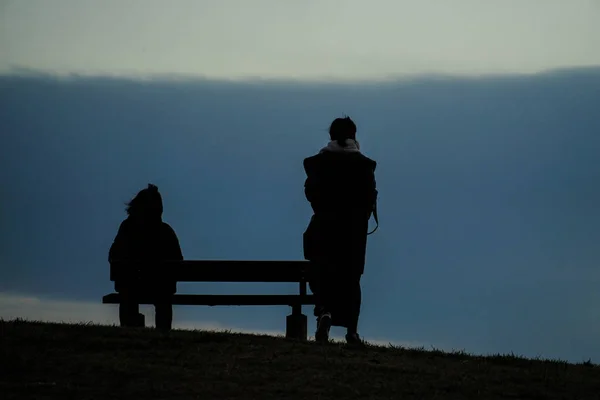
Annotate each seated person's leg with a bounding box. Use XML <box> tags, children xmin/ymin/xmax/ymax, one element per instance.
<box><xmin>119</xmin><ymin>288</ymin><xmax>141</xmax><ymax>327</ymax></box>
<box><xmin>154</xmin><ymin>302</ymin><xmax>173</xmax><ymax>331</ymax></box>
<box><xmin>153</xmin><ymin>282</ymin><xmax>175</xmax><ymax>331</ymax></box>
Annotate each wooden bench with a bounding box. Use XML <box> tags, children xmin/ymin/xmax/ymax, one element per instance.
<box><xmin>102</xmin><ymin>260</ymin><xmax>315</xmax><ymax>340</ymax></box>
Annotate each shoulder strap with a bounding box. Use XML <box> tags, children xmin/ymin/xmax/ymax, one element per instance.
<box><xmin>367</xmin><ymin>200</ymin><xmax>379</xmax><ymax>235</ymax></box>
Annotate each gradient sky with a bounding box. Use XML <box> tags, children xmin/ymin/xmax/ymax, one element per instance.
<box><xmin>1</xmin><ymin>0</ymin><xmax>600</xmax><ymax>363</ymax></box>
<box><xmin>1</xmin><ymin>0</ymin><xmax>600</xmax><ymax>80</ymax></box>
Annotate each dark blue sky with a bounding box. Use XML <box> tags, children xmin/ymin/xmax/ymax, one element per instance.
<box><xmin>1</xmin><ymin>68</ymin><xmax>599</xmax><ymax>362</ymax></box>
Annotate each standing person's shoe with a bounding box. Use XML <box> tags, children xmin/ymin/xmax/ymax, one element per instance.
<box><xmin>345</xmin><ymin>332</ymin><xmax>365</xmax><ymax>346</ymax></box>
<box><xmin>315</xmin><ymin>312</ymin><xmax>332</xmax><ymax>343</ymax></box>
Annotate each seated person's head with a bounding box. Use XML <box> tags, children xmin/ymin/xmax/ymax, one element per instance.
<box><xmin>126</xmin><ymin>184</ymin><xmax>163</xmax><ymax>221</ymax></box>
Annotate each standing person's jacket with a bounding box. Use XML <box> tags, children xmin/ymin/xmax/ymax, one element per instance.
<box><xmin>303</xmin><ymin>149</ymin><xmax>377</xmax><ymax>275</ymax></box>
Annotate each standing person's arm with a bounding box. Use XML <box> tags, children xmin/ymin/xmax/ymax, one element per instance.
<box><xmin>304</xmin><ymin>158</ymin><xmax>322</xmax><ymax>212</ymax></box>
<box><xmin>365</xmin><ymin>161</ymin><xmax>378</xmax><ymax>219</ymax></box>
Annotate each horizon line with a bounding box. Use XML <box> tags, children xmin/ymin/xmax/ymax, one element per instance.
<box><xmin>2</xmin><ymin>64</ymin><xmax>600</xmax><ymax>86</ymax></box>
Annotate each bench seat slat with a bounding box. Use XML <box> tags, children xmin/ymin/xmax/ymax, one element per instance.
<box><xmin>110</xmin><ymin>260</ymin><xmax>311</xmax><ymax>283</ymax></box>
<box><xmin>102</xmin><ymin>293</ymin><xmax>315</xmax><ymax>306</ymax></box>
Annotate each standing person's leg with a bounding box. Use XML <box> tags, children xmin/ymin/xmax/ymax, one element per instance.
<box><xmin>308</xmin><ymin>261</ymin><xmax>325</xmax><ymax>319</ymax></box>
<box><xmin>341</xmin><ymin>228</ymin><xmax>367</xmax><ymax>344</ymax></box>
<box><xmin>309</xmin><ymin>282</ymin><xmax>325</xmax><ymax>319</ymax></box>
<box><xmin>313</xmin><ymin>260</ymin><xmax>335</xmax><ymax>342</ymax></box>
<box><xmin>345</xmin><ymin>277</ymin><xmax>363</xmax><ymax>343</ymax></box>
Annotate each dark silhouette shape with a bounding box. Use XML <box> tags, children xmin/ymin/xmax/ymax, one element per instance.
<box><xmin>108</xmin><ymin>184</ymin><xmax>183</xmax><ymax>331</ymax></box>
<box><xmin>303</xmin><ymin>116</ymin><xmax>378</xmax><ymax>344</ymax></box>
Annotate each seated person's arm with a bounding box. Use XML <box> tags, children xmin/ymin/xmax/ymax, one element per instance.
<box><xmin>163</xmin><ymin>224</ymin><xmax>184</xmax><ymax>261</ymax></box>
<box><xmin>108</xmin><ymin>221</ymin><xmax>129</xmax><ymax>263</ymax></box>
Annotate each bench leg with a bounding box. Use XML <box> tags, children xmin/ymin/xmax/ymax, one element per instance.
<box><xmin>286</xmin><ymin>306</ymin><xmax>307</xmax><ymax>341</ymax></box>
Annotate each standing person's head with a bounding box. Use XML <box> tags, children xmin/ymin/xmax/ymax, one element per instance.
<box><xmin>329</xmin><ymin>116</ymin><xmax>357</xmax><ymax>147</ymax></box>
<box><xmin>125</xmin><ymin>184</ymin><xmax>163</xmax><ymax>221</ymax></box>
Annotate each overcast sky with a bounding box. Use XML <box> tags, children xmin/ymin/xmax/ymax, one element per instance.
<box><xmin>1</xmin><ymin>0</ymin><xmax>599</xmax><ymax>80</ymax></box>
<box><xmin>1</xmin><ymin>69</ymin><xmax>599</xmax><ymax>362</ymax></box>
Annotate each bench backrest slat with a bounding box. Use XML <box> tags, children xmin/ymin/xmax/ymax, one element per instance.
<box><xmin>110</xmin><ymin>260</ymin><xmax>311</xmax><ymax>283</ymax></box>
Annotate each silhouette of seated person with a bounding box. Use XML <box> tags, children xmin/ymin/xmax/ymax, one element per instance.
<box><xmin>108</xmin><ymin>184</ymin><xmax>183</xmax><ymax>331</ymax></box>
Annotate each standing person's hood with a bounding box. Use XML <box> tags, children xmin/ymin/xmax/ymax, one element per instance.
<box><xmin>319</xmin><ymin>139</ymin><xmax>361</xmax><ymax>154</ymax></box>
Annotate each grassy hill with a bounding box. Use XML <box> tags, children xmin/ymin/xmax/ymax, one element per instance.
<box><xmin>2</xmin><ymin>319</ymin><xmax>599</xmax><ymax>399</ymax></box>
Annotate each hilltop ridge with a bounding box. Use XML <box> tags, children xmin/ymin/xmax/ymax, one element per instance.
<box><xmin>2</xmin><ymin>319</ymin><xmax>599</xmax><ymax>399</ymax></box>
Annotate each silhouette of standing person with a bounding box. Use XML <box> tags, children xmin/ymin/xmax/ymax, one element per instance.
<box><xmin>303</xmin><ymin>116</ymin><xmax>378</xmax><ymax>344</ymax></box>
<box><xmin>108</xmin><ymin>184</ymin><xmax>183</xmax><ymax>331</ymax></box>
